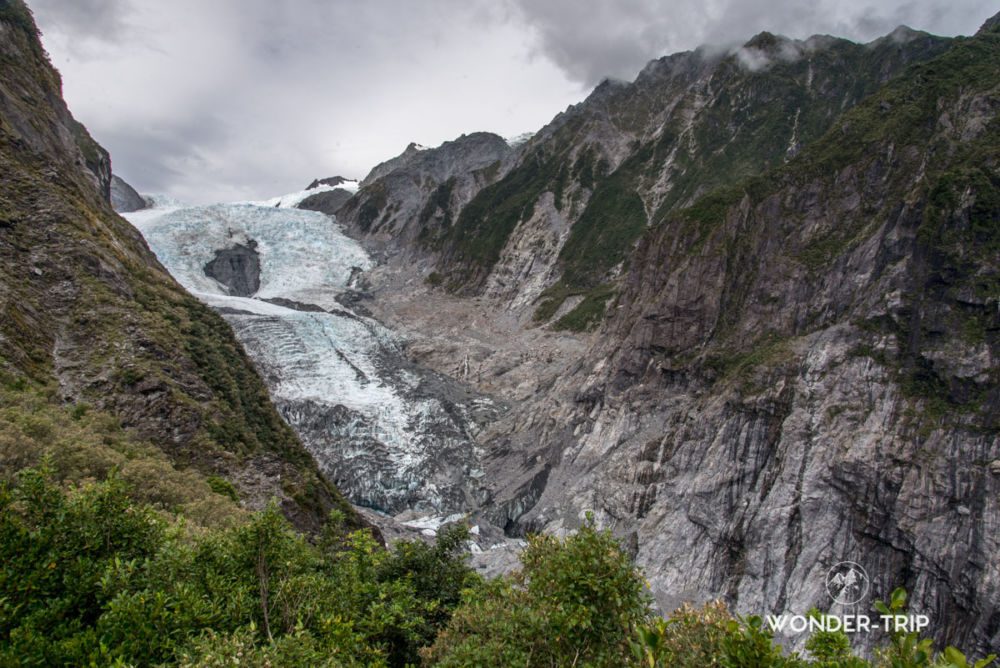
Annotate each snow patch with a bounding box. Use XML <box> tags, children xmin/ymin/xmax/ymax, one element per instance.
<box><xmin>251</xmin><ymin>181</ymin><xmax>361</xmax><ymax>209</ymax></box>
<box><xmin>505</xmin><ymin>131</ymin><xmax>535</xmax><ymax>147</ymax></box>
<box><xmin>400</xmin><ymin>513</ymin><xmax>467</xmax><ymax>534</ymax></box>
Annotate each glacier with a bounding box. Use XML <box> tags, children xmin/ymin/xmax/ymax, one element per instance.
<box><xmin>126</xmin><ymin>198</ymin><xmax>497</xmax><ymax>516</ymax></box>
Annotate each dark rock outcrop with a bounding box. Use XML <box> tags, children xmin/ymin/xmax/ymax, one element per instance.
<box><xmin>0</xmin><ymin>8</ymin><xmax>111</xmax><ymax>202</ymax></box>
<box><xmin>110</xmin><ymin>174</ymin><xmax>147</xmax><ymax>212</ymax></box>
<box><xmin>306</xmin><ymin>175</ymin><xmax>351</xmax><ymax>189</ymax></box>
<box><xmin>298</xmin><ymin>188</ymin><xmax>354</xmax><ymax>216</ymax></box>
<box><xmin>336</xmin><ymin>133</ymin><xmax>513</xmax><ymax>258</ymax></box>
<box><xmin>204</xmin><ymin>242</ymin><xmax>261</xmax><ymax>296</ymax></box>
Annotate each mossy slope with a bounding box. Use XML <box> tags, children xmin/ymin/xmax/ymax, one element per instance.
<box><xmin>0</xmin><ymin>1</ymin><xmax>360</xmax><ymax>533</ymax></box>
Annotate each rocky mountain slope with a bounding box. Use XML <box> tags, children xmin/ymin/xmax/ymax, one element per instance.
<box><xmin>0</xmin><ymin>1</ymin><xmax>359</xmax><ymax>533</ymax></box>
<box><xmin>336</xmin><ymin>133</ymin><xmax>514</xmax><ymax>260</ymax></box>
<box><xmin>320</xmin><ymin>17</ymin><xmax>1000</xmax><ymax>653</ymax></box>
<box><xmin>339</xmin><ymin>27</ymin><xmax>952</xmax><ymax>321</ymax></box>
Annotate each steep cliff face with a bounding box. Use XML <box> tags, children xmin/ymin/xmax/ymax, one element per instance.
<box><xmin>322</xmin><ymin>15</ymin><xmax>1000</xmax><ymax>653</ymax></box>
<box><xmin>488</xmin><ymin>22</ymin><xmax>999</xmax><ymax>653</ymax></box>
<box><xmin>0</xmin><ymin>1</ymin><xmax>359</xmax><ymax>533</ymax></box>
<box><xmin>0</xmin><ymin>6</ymin><xmax>110</xmax><ymax>200</ymax></box>
<box><xmin>480</xmin><ymin>24</ymin><xmax>1000</xmax><ymax>651</ymax></box>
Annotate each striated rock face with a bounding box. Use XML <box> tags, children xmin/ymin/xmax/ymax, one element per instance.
<box><xmin>323</xmin><ymin>16</ymin><xmax>1000</xmax><ymax>654</ymax></box>
<box><xmin>492</xmin><ymin>23</ymin><xmax>999</xmax><ymax>654</ymax></box>
<box><xmin>0</xmin><ymin>17</ymin><xmax>111</xmax><ymax>201</ymax></box>
<box><xmin>110</xmin><ymin>174</ymin><xmax>147</xmax><ymax>213</ymax></box>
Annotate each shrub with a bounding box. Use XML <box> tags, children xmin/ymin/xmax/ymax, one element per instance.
<box><xmin>1</xmin><ymin>465</ymin><xmax>995</xmax><ymax>667</ymax></box>
<box><xmin>0</xmin><ymin>467</ymin><xmax>479</xmax><ymax>666</ymax></box>
<box><xmin>423</xmin><ymin>516</ymin><xmax>652</xmax><ymax>666</ymax></box>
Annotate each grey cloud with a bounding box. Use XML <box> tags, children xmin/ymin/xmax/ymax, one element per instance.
<box><xmin>30</xmin><ymin>0</ymin><xmax>131</xmax><ymax>43</ymax></box>
<box><xmin>100</xmin><ymin>115</ymin><xmax>233</xmax><ymax>196</ymax></box>
<box><xmin>509</xmin><ymin>0</ymin><xmax>713</xmax><ymax>85</ymax></box>
<box><xmin>29</xmin><ymin>0</ymin><xmax>996</xmax><ymax>205</ymax></box>
<box><xmin>510</xmin><ymin>0</ymin><xmax>997</xmax><ymax>86</ymax></box>
<box><xmin>33</xmin><ymin>0</ymin><xmax>560</xmax><ymax>204</ymax></box>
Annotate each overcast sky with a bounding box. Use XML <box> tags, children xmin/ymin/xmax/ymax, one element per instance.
<box><xmin>31</xmin><ymin>0</ymin><xmax>996</xmax><ymax>204</ymax></box>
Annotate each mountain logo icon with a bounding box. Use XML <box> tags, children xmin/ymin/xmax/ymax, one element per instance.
<box><xmin>826</xmin><ymin>561</ymin><xmax>870</xmax><ymax>605</ymax></box>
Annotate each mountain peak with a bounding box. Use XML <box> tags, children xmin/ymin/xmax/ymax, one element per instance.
<box><xmin>744</xmin><ymin>30</ymin><xmax>783</xmax><ymax>50</ymax></box>
<box><xmin>866</xmin><ymin>25</ymin><xmax>925</xmax><ymax>46</ymax></box>
<box><xmin>305</xmin><ymin>175</ymin><xmax>352</xmax><ymax>190</ymax></box>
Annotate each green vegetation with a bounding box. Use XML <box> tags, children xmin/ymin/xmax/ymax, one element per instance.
<box><xmin>552</xmin><ymin>284</ymin><xmax>617</xmax><ymax>332</ymax></box>
<box><xmin>1</xmin><ymin>472</ymin><xmax>994</xmax><ymax>667</ymax></box>
<box><xmin>633</xmin><ymin>603</ymin><xmax>802</xmax><ymax>667</ymax></box>
<box><xmin>572</xmin><ymin>146</ymin><xmax>608</xmax><ymax>192</ymax></box>
<box><xmin>352</xmin><ymin>181</ymin><xmax>389</xmax><ymax>232</ymax></box>
<box><xmin>670</xmin><ymin>183</ymin><xmax>745</xmax><ymax>253</ymax></box>
<box><xmin>0</xmin><ymin>467</ymin><xmax>475</xmax><ymax>666</ymax></box>
<box><xmin>206</xmin><ymin>475</ymin><xmax>239</xmax><ymax>502</ymax></box>
<box><xmin>439</xmin><ymin>148</ymin><xmax>563</xmax><ymax>283</ymax></box>
<box><xmin>180</xmin><ymin>296</ymin><xmax>306</xmax><ymax>463</ymax></box>
<box><xmin>847</xmin><ymin>107</ymin><xmax>1000</xmax><ymax>427</ymax></box>
<box><xmin>532</xmin><ymin>145</ymin><xmax>651</xmax><ymax>322</ymax></box>
<box><xmin>558</xmin><ymin>163</ymin><xmax>648</xmax><ymax>290</ymax></box>
<box><xmin>870</xmin><ymin>588</ymin><xmax>997</xmax><ymax>668</ymax></box>
<box><xmin>424</xmin><ymin>517</ymin><xmax>648</xmax><ymax>666</ymax></box>
<box><xmin>533</xmin><ymin>282</ymin><xmax>617</xmax><ymax>332</ymax></box>
<box><xmin>781</xmin><ymin>33</ymin><xmax>1000</xmax><ymax>186</ymax></box>
<box><xmin>0</xmin><ymin>374</ymin><xmax>246</xmax><ymax>530</ymax></box>
<box><xmin>532</xmin><ymin>281</ymin><xmax>579</xmax><ymax>323</ymax></box>
<box><xmin>632</xmin><ymin>594</ymin><xmax>995</xmax><ymax>668</ymax></box>
<box><xmin>703</xmin><ymin>333</ymin><xmax>794</xmax><ymax>386</ymax></box>
<box><xmin>418</xmin><ymin>178</ymin><xmax>456</xmax><ymax>232</ymax></box>
<box><xmin>0</xmin><ymin>0</ymin><xmax>38</xmax><ymax>37</ymax></box>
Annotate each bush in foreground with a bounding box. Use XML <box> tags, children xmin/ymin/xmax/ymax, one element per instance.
<box><xmin>0</xmin><ymin>466</ymin><xmax>474</xmax><ymax>666</ymax></box>
<box><xmin>422</xmin><ymin>517</ymin><xmax>650</xmax><ymax>666</ymax></box>
<box><xmin>1</xmin><ymin>466</ymin><xmax>995</xmax><ymax>667</ymax></box>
